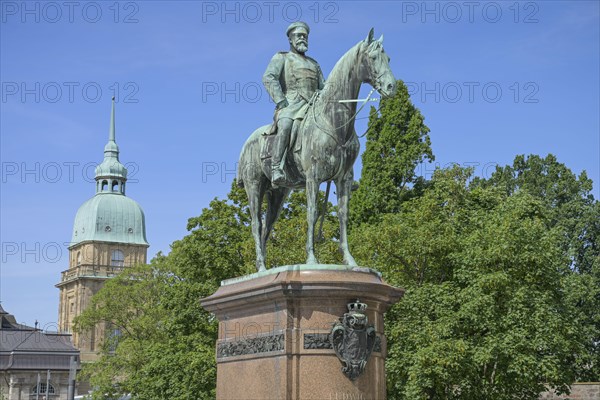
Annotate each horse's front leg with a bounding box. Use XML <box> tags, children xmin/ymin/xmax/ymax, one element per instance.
<box><xmin>335</xmin><ymin>173</ymin><xmax>357</xmax><ymax>266</ymax></box>
<box><xmin>305</xmin><ymin>178</ymin><xmax>319</xmax><ymax>265</ymax></box>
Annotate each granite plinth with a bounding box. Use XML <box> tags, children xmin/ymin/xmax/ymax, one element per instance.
<box><xmin>200</xmin><ymin>265</ymin><xmax>404</xmax><ymax>400</ymax></box>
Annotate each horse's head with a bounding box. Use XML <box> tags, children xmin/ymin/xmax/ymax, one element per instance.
<box><xmin>360</xmin><ymin>28</ymin><xmax>397</xmax><ymax>98</ymax></box>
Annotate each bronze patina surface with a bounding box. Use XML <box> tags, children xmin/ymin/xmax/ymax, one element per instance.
<box><xmin>238</xmin><ymin>28</ymin><xmax>397</xmax><ymax>272</ymax></box>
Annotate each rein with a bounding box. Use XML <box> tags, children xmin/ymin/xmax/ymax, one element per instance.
<box><xmin>310</xmin><ymin>61</ymin><xmax>388</xmax><ymax>145</ymax></box>
<box><xmin>310</xmin><ymin>87</ymin><xmax>377</xmax><ymax>148</ymax></box>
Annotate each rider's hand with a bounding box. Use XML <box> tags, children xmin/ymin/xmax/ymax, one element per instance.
<box><xmin>276</xmin><ymin>99</ymin><xmax>289</xmax><ymax>110</ymax></box>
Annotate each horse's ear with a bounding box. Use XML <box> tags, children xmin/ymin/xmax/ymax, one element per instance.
<box><xmin>366</xmin><ymin>28</ymin><xmax>374</xmax><ymax>43</ymax></box>
<box><xmin>377</xmin><ymin>34</ymin><xmax>384</xmax><ymax>44</ymax></box>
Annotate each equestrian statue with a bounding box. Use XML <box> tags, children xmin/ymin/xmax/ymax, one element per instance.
<box><xmin>237</xmin><ymin>22</ymin><xmax>397</xmax><ymax>272</ymax></box>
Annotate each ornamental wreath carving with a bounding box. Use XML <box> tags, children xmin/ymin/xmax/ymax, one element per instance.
<box><xmin>217</xmin><ymin>333</ymin><xmax>284</xmax><ymax>358</ymax></box>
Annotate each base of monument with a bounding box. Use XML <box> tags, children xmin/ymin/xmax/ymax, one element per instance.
<box><xmin>200</xmin><ymin>264</ymin><xmax>404</xmax><ymax>400</ymax></box>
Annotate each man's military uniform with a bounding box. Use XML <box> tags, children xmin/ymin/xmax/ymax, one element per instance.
<box><xmin>262</xmin><ymin>22</ymin><xmax>325</xmax><ymax>185</ymax></box>
<box><xmin>263</xmin><ymin>51</ymin><xmax>325</xmax><ymax>122</ymax></box>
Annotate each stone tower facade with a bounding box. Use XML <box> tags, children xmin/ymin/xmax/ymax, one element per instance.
<box><xmin>56</xmin><ymin>99</ymin><xmax>148</xmax><ymax>363</ymax></box>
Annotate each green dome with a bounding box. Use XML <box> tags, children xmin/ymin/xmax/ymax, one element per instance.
<box><xmin>70</xmin><ymin>98</ymin><xmax>148</xmax><ymax>248</ymax></box>
<box><xmin>71</xmin><ymin>192</ymin><xmax>148</xmax><ymax>247</ymax></box>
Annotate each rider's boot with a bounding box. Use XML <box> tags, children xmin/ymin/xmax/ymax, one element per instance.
<box><xmin>272</xmin><ymin>163</ymin><xmax>285</xmax><ymax>186</ymax></box>
<box><xmin>271</xmin><ymin>119</ymin><xmax>292</xmax><ymax>187</ymax></box>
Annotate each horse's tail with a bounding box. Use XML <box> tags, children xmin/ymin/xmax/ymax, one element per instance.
<box><xmin>237</xmin><ymin>125</ymin><xmax>271</xmax><ymax>189</ymax></box>
<box><xmin>237</xmin><ymin>163</ymin><xmax>245</xmax><ymax>188</ymax></box>
<box><xmin>236</xmin><ymin>144</ymin><xmax>245</xmax><ymax>188</ymax></box>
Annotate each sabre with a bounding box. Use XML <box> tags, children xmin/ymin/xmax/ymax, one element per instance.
<box><xmin>338</xmin><ymin>98</ymin><xmax>379</xmax><ymax>103</ymax></box>
<box><xmin>338</xmin><ymin>87</ymin><xmax>378</xmax><ymax>103</ymax></box>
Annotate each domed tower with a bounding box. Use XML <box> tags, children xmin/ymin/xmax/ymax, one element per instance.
<box><xmin>56</xmin><ymin>99</ymin><xmax>148</xmax><ymax>362</ymax></box>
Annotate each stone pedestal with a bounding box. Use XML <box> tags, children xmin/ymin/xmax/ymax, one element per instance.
<box><xmin>200</xmin><ymin>265</ymin><xmax>404</xmax><ymax>400</ymax></box>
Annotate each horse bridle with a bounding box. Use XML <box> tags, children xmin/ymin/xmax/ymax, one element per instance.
<box><xmin>310</xmin><ymin>45</ymin><xmax>389</xmax><ymax>145</ymax></box>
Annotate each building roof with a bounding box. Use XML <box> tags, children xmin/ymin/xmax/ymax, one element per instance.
<box><xmin>70</xmin><ymin>98</ymin><xmax>148</xmax><ymax>247</ymax></box>
<box><xmin>0</xmin><ymin>304</ymin><xmax>35</xmax><ymax>331</ymax></box>
<box><xmin>71</xmin><ymin>193</ymin><xmax>148</xmax><ymax>246</ymax></box>
<box><xmin>0</xmin><ymin>306</ymin><xmax>79</xmax><ymax>371</ymax></box>
<box><xmin>1</xmin><ymin>331</ymin><xmax>78</xmax><ymax>353</ymax></box>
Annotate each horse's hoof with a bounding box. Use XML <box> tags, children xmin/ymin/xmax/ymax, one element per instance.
<box><xmin>306</xmin><ymin>257</ymin><xmax>318</xmax><ymax>265</ymax></box>
<box><xmin>344</xmin><ymin>257</ymin><xmax>358</xmax><ymax>267</ymax></box>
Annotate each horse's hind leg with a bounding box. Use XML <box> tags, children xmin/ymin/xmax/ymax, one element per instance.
<box><xmin>246</xmin><ymin>180</ymin><xmax>268</xmax><ymax>272</ymax></box>
<box><xmin>261</xmin><ymin>187</ymin><xmax>292</xmax><ymax>259</ymax></box>
<box><xmin>335</xmin><ymin>174</ymin><xmax>358</xmax><ymax>266</ymax></box>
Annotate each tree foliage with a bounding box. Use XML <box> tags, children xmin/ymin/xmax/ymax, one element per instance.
<box><xmin>350</xmin><ymin>80</ymin><xmax>434</xmax><ymax>226</ymax></box>
<box><xmin>475</xmin><ymin>154</ymin><xmax>600</xmax><ymax>381</ymax></box>
<box><xmin>351</xmin><ymin>164</ymin><xmax>598</xmax><ymax>399</ymax></box>
<box><xmin>75</xmin><ymin>183</ymin><xmax>252</xmax><ymax>399</ymax></box>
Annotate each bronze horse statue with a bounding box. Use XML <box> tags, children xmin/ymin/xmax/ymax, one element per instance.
<box><xmin>238</xmin><ymin>29</ymin><xmax>397</xmax><ymax>272</ymax></box>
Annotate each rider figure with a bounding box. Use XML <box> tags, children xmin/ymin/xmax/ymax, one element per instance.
<box><xmin>263</xmin><ymin>21</ymin><xmax>325</xmax><ymax>186</ymax></box>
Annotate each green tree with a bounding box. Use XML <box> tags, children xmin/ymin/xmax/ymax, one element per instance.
<box><xmin>475</xmin><ymin>154</ymin><xmax>596</xmax><ymax>268</ymax></box>
<box><xmin>351</xmin><ymin>166</ymin><xmax>593</xmax><ymax>399</ymax></box>
<box><xmin>75</xmin><ymin>183</ymin><xmax>252</xmax><ymax>399</ymax></box>
<box><xmin>350</xmin><ymin>80</ymin><xmax>434</xmax><ymax>226</ymax></box>
<box><xmin>475</xmin><ymin>154</ymin><xmax>600</xmax><ymax>380</ymax></box>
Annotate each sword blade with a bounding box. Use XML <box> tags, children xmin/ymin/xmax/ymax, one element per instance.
<box><xmin>338</xmin><ymin>98</ymin><xmax>379</xmax><ymax>103</ymax></box>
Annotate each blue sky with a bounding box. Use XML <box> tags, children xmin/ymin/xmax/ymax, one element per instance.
<box><xmin>1</xmin><ymin>1</ymin><xmax>598</xmax><ymax>328</ymax></box>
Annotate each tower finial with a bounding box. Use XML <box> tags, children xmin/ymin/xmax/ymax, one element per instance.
<box><xmin>95</xmin><ymin>98</ymin><xmax>127</xmax><ymax>193</ymax></box>
<box><xmin>109</xmin><ymin>97</ymin><xmax>116</xmax><ymax>143</ymax></box>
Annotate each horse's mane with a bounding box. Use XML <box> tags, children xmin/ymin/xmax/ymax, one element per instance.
<box><xmin>321</xmin><ymin>39</ymin><xmax>365</xmax><ymax>101</ymax></box>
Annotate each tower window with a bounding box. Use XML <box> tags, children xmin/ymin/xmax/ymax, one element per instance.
<box><xmin>111</xmin><ymin>249</ymin><xmax>125</xmax><ymax>267</ymax></box>
<box><xmin>112</xmin><ymin>180</ymin><xmax>119</xmax><ymax>192</ymax></box>
<box><xmin>101</xmin><ymin>180</ymin><xmax>108</xmax><ymax>191</ymax></box>
<box><xmin>77</xmin><ymin>252</ymin><xmax>82</xmax><ymax>266</ymax></box>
